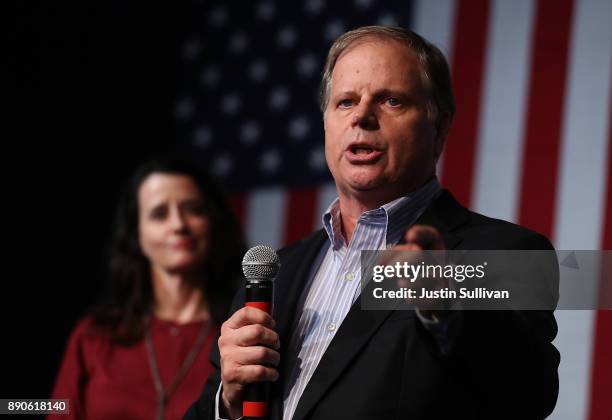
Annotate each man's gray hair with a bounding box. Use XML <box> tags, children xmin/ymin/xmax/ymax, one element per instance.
<box><xmin>319</xmin><ymin>26</ymin><xmax>455</xmax><ymax>127</ymax></box>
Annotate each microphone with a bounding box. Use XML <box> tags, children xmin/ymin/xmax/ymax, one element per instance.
<box><xmin>241</xmin><ymin>245</ymin><xmax>280</xmax><ymax>419</ymax></box>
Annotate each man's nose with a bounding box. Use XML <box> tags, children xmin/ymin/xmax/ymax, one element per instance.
<box><xmin>350</xmin><ymin>102</ymin><xmax>379</xmax><ymax>130</ymax></box>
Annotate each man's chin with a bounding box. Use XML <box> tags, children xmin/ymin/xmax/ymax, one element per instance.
<box><xmin>340</xmin><ymin>168</ymin><xmax>386</xmax><ymax>189</ymax></box>
<box><xmin>345</xmin><ymin>177</ymin><xmax>386</xmax><ymax>193</ymax></box>
<box><xmin>346</xmin><ymin>180</ymin><xmax>378</xmax><ymax>191</ymax></box>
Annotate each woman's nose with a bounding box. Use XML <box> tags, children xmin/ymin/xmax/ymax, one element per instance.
<box><xmin>168</xmin><ymin>207</ymin><xmax>187</xmax><ymax>231</ymax></box>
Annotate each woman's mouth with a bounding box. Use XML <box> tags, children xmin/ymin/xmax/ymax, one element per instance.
<box><xmin>171</xmin><ymin>239</ymin><xmax>195</xmax><ymax>249</ymax></box>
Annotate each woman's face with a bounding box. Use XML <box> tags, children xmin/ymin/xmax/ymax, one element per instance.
<box><xmin>138</xmin><ymin>173</ymin><xmax>210</xmax><ymax>274</ymax></box>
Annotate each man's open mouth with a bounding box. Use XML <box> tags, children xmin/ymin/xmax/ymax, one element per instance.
<box><xmin>346</xmin><ymin>144</ymin><xmax>384</xmax><ymax>163</ymax></box>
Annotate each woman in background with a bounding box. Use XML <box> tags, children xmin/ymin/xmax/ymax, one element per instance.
<box><xmin>49</xmin><ymin>157</ymin><xmax>244</xmax><ymax>420</ymax></box>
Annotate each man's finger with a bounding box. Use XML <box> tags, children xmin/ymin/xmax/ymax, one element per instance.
<box><xmin>237</xmin><ymin>365</ymin><xmax>279</xmax><ymax>383</ymax></box>
<box><xmin>235</xmin><ymin>324</ymin><xmax>280</xmax><ymax>348</ymax></box>
<box><xmin>237</xmin><ymin>346</ymin><xmax>281</xmax><ymax>367</ymax></box>
<box><xmin>222</xmin><ymin>306</ymin><xmax>276</xmax><ymax>332</ymax></box>
<box><xmin>404</xmin><ymin>225</ymin><xmax>445</xmax><ymax>250</ymax></box>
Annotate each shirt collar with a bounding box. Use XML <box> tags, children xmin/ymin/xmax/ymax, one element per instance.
<box><xmin>322</xmin><ymin>178</ymin><xmax>442</xmax><ymax>250</ymax></box>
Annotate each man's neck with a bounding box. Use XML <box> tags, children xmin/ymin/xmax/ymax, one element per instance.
<box><xmin>336</xmin><ymin>177</ymin><xmax>435</xmax><ymax>243</ymax></box>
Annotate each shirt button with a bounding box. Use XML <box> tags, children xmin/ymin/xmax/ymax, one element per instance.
<box><xmin>327</xmin><ymin>322</ymin><xmax>336</xmax><ymax>332</ymax></box>
<box><xmin>345</xmin><ymin>271</ymin><xmax>355</xmax><ymax>281</ymax></box>
<box><xmin>169</xmin><ymin>327</ymin><xmax>179</xmax><ymax>336</ymax></box>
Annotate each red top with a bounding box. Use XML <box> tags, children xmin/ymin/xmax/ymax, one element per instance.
<box><xmin>49</xmin><ymin>316</ymin><xmax>216</xmax><ymax>420</ymax></box>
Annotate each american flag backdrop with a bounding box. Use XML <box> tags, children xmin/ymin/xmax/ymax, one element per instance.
<box><xmin>175</xmin><ymin>0</ymin><xmax>612</xmax><ymax>418</ymax></box>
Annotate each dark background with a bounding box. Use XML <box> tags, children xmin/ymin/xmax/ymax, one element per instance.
<box><xmin>7</xmin><ymin>1</ymin><xmax>186</xmax><ymax>398</ymax></box>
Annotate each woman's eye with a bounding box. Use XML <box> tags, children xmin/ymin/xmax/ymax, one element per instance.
<box><xmin>150</xmin><ymin>207</ymin><xmax>167</xmax><ymax>220</ymax></box>
<box><xmin>185</xmin><ymin>203</ymin><xmax>206</xmax><ymax>215</ymax></box>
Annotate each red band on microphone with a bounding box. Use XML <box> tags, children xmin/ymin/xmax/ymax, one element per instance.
<box><xmin>243</xmin><ymin>401</ymin><xmax>268</xmax><ymax>417</ymax></box>
<box><xmin>245</xmin><ymin>301</ymin><xmax>271</xmax><ymax>314</ymax></box>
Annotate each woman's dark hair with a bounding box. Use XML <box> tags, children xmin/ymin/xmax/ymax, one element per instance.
<box><xmin>91</xmin><ymin>156</ymin><xmax>245</xmax><ymax>345</ymax></box>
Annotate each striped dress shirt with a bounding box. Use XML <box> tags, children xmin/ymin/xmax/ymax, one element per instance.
<box><xmin>281</xmin><ymin>178</ymin><xmax>442</xmax><ymax>420</ymax></box>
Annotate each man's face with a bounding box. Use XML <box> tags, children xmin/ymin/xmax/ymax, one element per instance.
<box><xmin>324</xmin><ymin>39</ymin><xmax>440</xmax><ymax>200</ymax></box>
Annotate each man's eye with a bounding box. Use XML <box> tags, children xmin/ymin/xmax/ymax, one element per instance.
<box><xmin>386</xmin><ymin>97</ymin><xmax>402</xmax><ymax>107</ymax></box>
<box><xmin>338</xmin><ymin>99</ymin><xmax>354</xmax><ymax>108</ymax></box>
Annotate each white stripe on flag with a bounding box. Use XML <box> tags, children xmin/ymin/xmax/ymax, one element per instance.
<box><xmin>550</xmin><ymin>310</ymin><xmax>597</xmax><ymax>420</ymax></box>
<box><xmin>246</xmin><ymin>187</ymin><xmax>286</xmax><ymax>250</ymax></box>
<box><xmin>550</xmin><ymin>1</ymin><xmax>612</xmax><ymax>419</ymax></box>
<box><xmin>412</xmin><ymin>0</ymin><xmax>457</xmax><ymax>60</ymax></box>
<box><xmin>315</xmin><ymin>183</ymin><xmax>337</xmax><ymax>229</ymax></box>
<box><xmin>412</xmin><ymin>0</ymin><xmax>457</xmax><ymax>180</ymax></box>
<box><xmin>553</xmin><ymin>0</ymin><xmax>612</xmax><ymax>250</ymax></box>
<box><xmin>473</xmin><ymin>0</ymin><xmax>535</xmax><ymax>223</ymax></box>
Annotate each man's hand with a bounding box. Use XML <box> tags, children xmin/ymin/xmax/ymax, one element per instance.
<box><xmin>399</xmin><ymin>224</ymin><xmax>445</xmax><ymax>251</ymax></box>
<box><xmin>218</xmin><ymin>306</ymin><xmax>281</xmax><ymax>419</ymax></box>
<box><xmin>394</xmin><ymin>225</ymin><xmax>448</xmax><ymax>317</ymax></box>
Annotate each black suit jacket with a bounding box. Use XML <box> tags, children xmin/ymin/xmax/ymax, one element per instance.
<box><xmin>185</xmin><ymin>190</ymin><xmax>560</xmax><ymax>420</ymax></box>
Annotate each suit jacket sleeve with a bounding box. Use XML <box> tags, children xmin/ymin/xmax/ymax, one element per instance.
<box><xmin>440</xmin><ymin>232</ymin><xmax>560</xmax><ymax>419</ymax></box>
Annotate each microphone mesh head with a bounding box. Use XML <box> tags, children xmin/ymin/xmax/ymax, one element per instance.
<box><xmin>242</xmin><ymin>245</ymin><xmax>280</xmax><ymax>280</ymax></box>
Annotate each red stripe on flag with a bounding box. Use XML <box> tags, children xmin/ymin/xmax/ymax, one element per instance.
<box><xmin>589</xmin><ymin>91</ymin><xmax>612</xmax><ymax>420</ymax></box>
<box><xmin>517</xmin><ymin>0</ymin><xmax>574</xmax><ymax>238</ymax></box>
<box><xmin>283</xmin><ymin>187</ymin><xmax>317</xmax><ymax>246</ymax></box>
<box><xmin>228</xmin><ymin>194</ymin><xmax>247</xmax><ymax>227</ymax></box>
<box><xmin>440</xmin><ymin>0</ymin><xmax>491</xmax><ymax>208</ymax></box>
<box><xmin>589</xmin><ymin>312</ymin><xmax>612</xmax><ymax>420</ymax></box>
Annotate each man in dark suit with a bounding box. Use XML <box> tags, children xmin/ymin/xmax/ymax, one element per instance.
<box><xmin>185</xmin><ymin>26</ymin><xmax>559</xmax><ymax>420</ymax></box>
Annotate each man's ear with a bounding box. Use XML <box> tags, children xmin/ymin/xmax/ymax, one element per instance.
<box><xmin>433</xmin><ymin>113</ymin><xmax>452</xmax><ymax>160</ymax></box>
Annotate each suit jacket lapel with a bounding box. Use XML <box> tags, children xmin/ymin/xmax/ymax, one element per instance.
<box><xmin>269</xmin><ymin>230</ymin><xmax>329</xmax><ymax>420</ymax></box>
<box><xmin>290</xmin><ymin>189</ymin><xmax>470</xmax><ymax>420</ymax></box>
<box><xmin>290</xmin><ymin>304</ymin><xmax>396</xmax><ymax>420</ymax></box>
<box><xmin>274</xmin><ymin>230</ymin><xmax>329</xmax><ymax>343</ymax></box>
<box><xmin>411</xmin><ymin>189</ymin><xmax>469</xmax><ymax>250</ymax></box>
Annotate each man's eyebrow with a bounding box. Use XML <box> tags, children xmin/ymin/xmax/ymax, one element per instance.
<box><xmin>331</xmin><ymin>89</ymin><xmax>416</xmax><ymax>102</ymax></box>
<box><xmin>374</xmin><ymin>88</ymin><xmax>409</xmax><ymax>97</ymax></box>
<box><xmin>332</xmin><ymin>90</ymin><xmax>357</xmax><ymax>98</ymax></box>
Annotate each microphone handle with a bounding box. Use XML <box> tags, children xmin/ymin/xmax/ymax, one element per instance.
<box><xmin>243</xmin><ymin>280</ymin><xmax>274</xmax><ymax>419</ymax></box>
